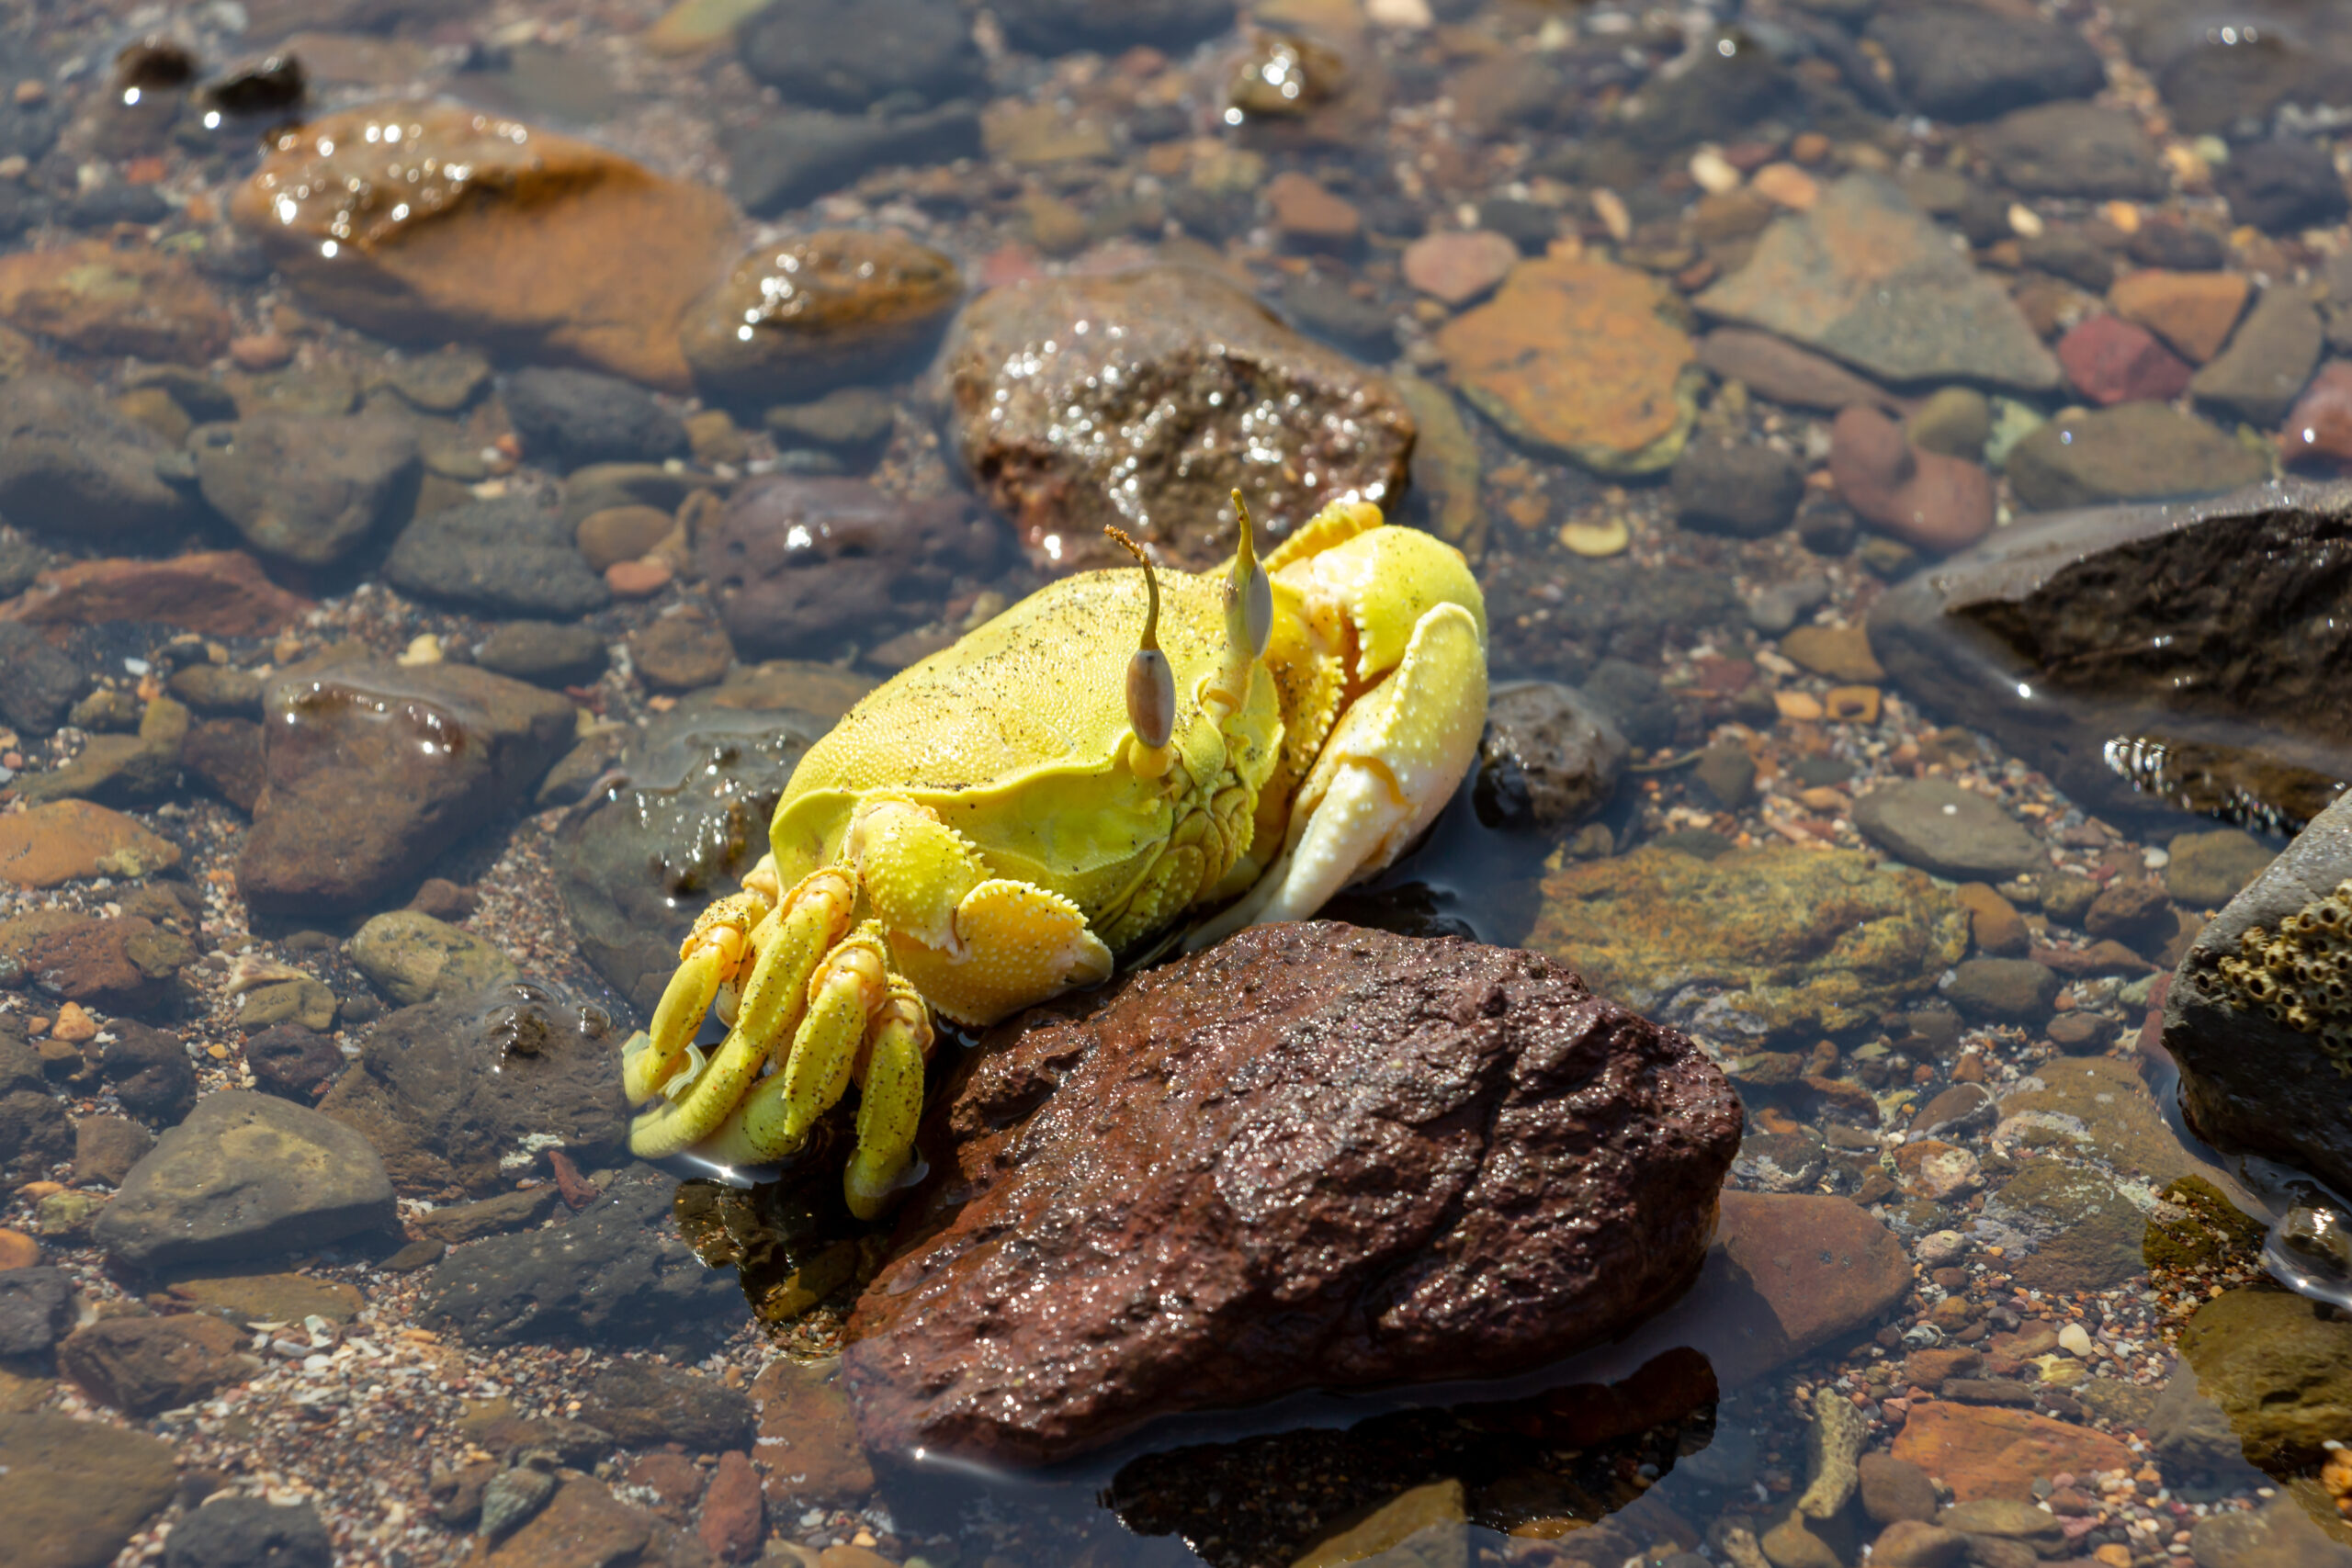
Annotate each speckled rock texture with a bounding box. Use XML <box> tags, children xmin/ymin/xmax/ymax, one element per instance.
<box><xmin>2165</xmin><ymin>784</ymin><xmax>2352</xmax><ymax>1194</ymax></box>
<box><xmin>843</xmin><ymin>922</ymin><xmax>1742</xmax><ymax>1467</ymax></box>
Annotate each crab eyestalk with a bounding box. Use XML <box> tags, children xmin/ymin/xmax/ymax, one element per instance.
<box><xmin>1105</xmin><ymin>525</ymin><xmax>1178</xmax><ymax>776</ymax></box>
<box><xmin>1203</xmin><ymin>490</ymin><xmax>1273</xmax><ymax>718</ymax></box>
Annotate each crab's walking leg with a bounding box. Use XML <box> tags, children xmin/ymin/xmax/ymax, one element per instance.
<box><xmin>1206</xmin><ymin>602</ymin><xmax>1487</xmax><ymax>937</ymax></box>
<box><xmin>845</xmin><ymin>980</ymin><xmax>933</xmax><ymax>1217</ymax></box>
<box><xmin>626</xmin><ymin>869</ymin><xmax>857</xmax><ymax>1159</ymax></box>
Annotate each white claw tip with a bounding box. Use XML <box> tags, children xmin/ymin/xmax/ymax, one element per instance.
<box><xmin>661</xmin><ymin>1043</ymin><xmax>709</xmax><ymax>1101</ymax></box>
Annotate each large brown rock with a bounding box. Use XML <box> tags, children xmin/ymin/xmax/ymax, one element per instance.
<box><xmin>0</xmin><ymin>241</ymin><xmax>232</xmax><ymax>364</ymax></box>
<box><xmin>0</xmin><ymin>910</ymin><xmax>192</xmax><ymax>1014</ymax></box>
<box><xmin>943</xmin><ymin>265</ymin><xmax>1416</xmax><ymax>574</ymax></box>
<box><xmin>57</xmin><ymin>1314</ymin><xmax>259</xmax><ymax>1416</ymax></box>
<box><xmin>2</xmin><ymin>551</ymin><xmax>311</xmax><ymax>638</ymax></box>
<box><xmin>1867</xmin><ymin>478</ymin><xmax>2352</xmax><ymax>828</ymax></box>
<box><xmin>237</xmin><ymin>656</ymin><xmax>575</xmax><ymax>917</ymax></box>
<box><xmin>230</xmin><ymin>105</ymin><xmax>740</xmax><ymax>391</ymax></box>
<box><xmin>681</xmin><ymin>230</ymin><xmax>961</xmax><ymax>403</ymax></box>
<box><xmin>843</xmin><ymin>922</ymin><xmax>1742</xmax><ymax>1467</ymax></box>
<box><xmin>0</xmin><ymin>1414</ymin><xmax>179</xmax><ymax>1568</ymax></box>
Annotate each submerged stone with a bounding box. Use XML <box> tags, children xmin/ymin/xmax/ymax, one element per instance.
<box><xmin>680</xmin><ymin>230</ymin><xmax>961</xmax><ymax>404</ymax></box>
<box><xmin>844</xmin><ymin>922</ymin><xmax>1741</xmax><ymax>1467</ymax></box>
<box><xmin>1529</xmin><ymin>845</ymin><xmax>1967</xmax><ymax>1047</ymax></box>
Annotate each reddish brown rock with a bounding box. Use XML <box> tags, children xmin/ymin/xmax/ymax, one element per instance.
<box><xmin>2282</xmin><ymin>361</ymin><xmax>2352</xmax><ymax>469</ymax></box>
<box><xmin>0</xmin><ymin>241</ymin><xmax>232</xmax><ymax>364</ymax></box>
<box><xmin>231</xmin><ymin>105</ymin><xmax>741</xmax><ymax>391</ymax></box>
<box><xmin>843</xmin><ymin>923</ymin><xmax>1742</xmax><ymax>1468</ymax></box>
<box><xmin>1695</xmin><ymin>327</ymin><xmax>1903</xmax><ymax>414</ymax></box>
<box><xmin>57</xmin><ymin>1314</ymin><xmax>258</xmax><ymax>1416</ymax></box>
<box><xmin>2057</xmin><ymin>314</ymin><xmax>2194</xmax><ymax>406</ymax></box>
<box><xmin>0</xmin><ymin>802</ymin><xmax>179</xmax><ymax>888</ymax></box>
<box><xmin>2110</xmin><ymin>269</ymin><xmax>2250</xmax><ymax>365</ymax></box>
<box><xmin>696</xmin><ymin>477</ymin><xmax>1006</xmax><ymax>660</ymax></box>
<box><xmin>0</xmin><ymin>911</ymin><xmax>192</xmax><ymax>1014</ymax></box>
<box><xmin>696</xmin><ymin>1451</ymin><xmax>763</xmax><ymax>1562</ymax></box>
<box><xmin>1402</xmin><ymin>230</ymin><xmax>1518</xmax><ymax>306</ymax></box>
<box><xmin>3</xmin><ymin>552</ymin><xmax>311</xmax><ymax>639</ymax></box>
<box><xmin>237</xmin><ymin>658</ymin><xmax>576</xmax><ymax>918</ymax></box>
<box><xmin>1829</xmin><ymin>405</ymin><xmax>1996</xmax><ymax>555</ymax></box>
<box><xmin>751</xmin><ymin>1357</ymin><xmax>874</xmax><ymax>1508</ymax></box>
<box><xmin>183</xmin><ymin>718</ymin><xmax>265</xmax><ymax>815</ymax></box>
<box><xmin>944</xmin><ymin>265</ymin><xmax>1415</xmax><ymax>573</ymax></box>
<box><xmin>1266</xmin><ymin>171</ymin><xmax>1361</xmax><ymax>248</ymax></box>
<box><xmin>1891</xmin><ymin>1404</ymin><xmax>2135</xmax><ymax>1500</ymax></box>
<box><xmin>623</xmin><ymin>1452</ymin><xmax>706</xmax><ymax>1523</ymax></box>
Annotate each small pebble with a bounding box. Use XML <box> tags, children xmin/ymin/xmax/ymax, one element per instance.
<box><xmin>51</xmin><ymin>1001</ymin><xmax>96</xmax><ymax>1043</ymax></box>
<box><xmin>606</xmin><ymin>557</ymin><xmax>675</xmax><ymax>598</ymax></box>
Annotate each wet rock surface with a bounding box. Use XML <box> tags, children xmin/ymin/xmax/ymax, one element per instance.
<box><xmin>419</xmin><ymin>1168</ymin><xmax>741</xmax><ymax>1357</ymax></box>
<box><xmin>383</xmin><ymin>495</ymin><xmax>610</xmax><ymax>619</ymax></box>
<box><xmin>845</xmin><ymin>922</ymin><xmax>1741</xmax><ymax>1466</ymax></box>
<box><xmin>1531</xmin><ymin>845</ymin><xmax>1967</xmax><ymax>1047</ymax></box>
<box><xmin>231</xmin><ymin>104</ymin><xmax>740</xmax><ymax>390</ymax></box>
<box><xmin>237</xmin><ymin>656</ymin><xmax>575</xmax><ymax>918</ymax></box>
<box><xmin>2165</xmin><ymin>785</ymin><xmax>2352</xmax><ymax>1194</ymax></box>
<box><xmin>1473</xmin><ymin>681</ymin><xmax>1626</xmax><ymax>831</ymax></box>
<box><xmin>4</xmin><ymin>551</ymin><xmax>311</xmax><ymax>639</ymax></box>
<box><xmin>317</xmin><ymin>979</ymin><xmax>627</xmax><ymax>1200</ymax></box>
<box><xmin>93</xmin><ymin>1090</ymin><xmax>396</xmax><ymax>1270</ymax></box>
<box><xmin>695</xmin><ymin>478</ymin><xmax>1003</xmax><ymax>660</ymax></box>
<box><xmin>681</xmin><ymin>230</ymin><xmax>961</xmax><ymax>404</ymax></box>
<box><xmin>502</xmin><ymin>367</ymin><xmax>687</xmax><ymax>471</ymax></box>
<box><xmin>1868</xmin><ymin>479</ymin><xmax>2352</xmax><ymax>827</ymax></box>
<box><xmin>189</xmin><ymin>413</ymin><xmax>420</xmax><ymax>566</ymax></box>
<box><xmin>557</xmin><ymin>702</ymin><xmax>823</xmax><ymax>1015</ymax></box>
<box><xmin>943</xmin><ymin>265</ymin><xmax>1415</xmax><ymax>572</ymax></box>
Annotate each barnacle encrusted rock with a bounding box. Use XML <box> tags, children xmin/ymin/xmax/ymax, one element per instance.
<box><xmin>2166</xmin><ymin>787</ymin><xmax>2352</xmax><ymax>1194</ymax></box>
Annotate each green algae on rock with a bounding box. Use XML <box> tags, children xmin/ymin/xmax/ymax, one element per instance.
<box><xmin>2179</xmin><ymin>1286</ymin><xmax>2352</xmax><ymax>1472</ymax></box>
<box><xmin>1435</xmin><ymin>254</ymin><xmax>1698</xmax><ymax>475</ymax></box>
<box><xmin>1528</xmin><ymin>845</ymin><xmax>1966</xmax><ymax>1045</ymax></box>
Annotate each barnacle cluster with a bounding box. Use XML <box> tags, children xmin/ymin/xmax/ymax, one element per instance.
<box><xmin>2213</xmin><ymin>878</ymin><xmax>2352</xmax><ymax>1076</ymax></box>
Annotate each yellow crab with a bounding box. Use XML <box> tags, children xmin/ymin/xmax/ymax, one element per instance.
<box><xmin>619</xmin><ymin>495</ymin><xmax>1488</xmax><ymax>1217</ymax></box>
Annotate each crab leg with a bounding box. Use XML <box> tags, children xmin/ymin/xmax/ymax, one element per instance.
<box><xmin>845</xmin><ymin>980</ymin><xmax>933</xmax><ymax>1217</ymax></box>
<box><xmin>1195</xmin><ymin>601</ymin><xmax>1487</xmax><ymax>942</ymax></box>
<box><xmin>626</xmin><ymin>869</ymin><xmax>856</xmax><ymax>1159</ymax></box>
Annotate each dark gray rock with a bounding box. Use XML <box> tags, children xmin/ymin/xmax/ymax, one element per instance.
<box><xmin>1671</xmin><ymin>437</ymin><xmax>1805</xmax><ymax>538</ymax></box>
<box><xmin>0</xmin><ymin>531</ymin><xmax>47</xmax><ymax>598</ymax></box>
<box><xmin>0</xmin><ymin>1072</ymin><xmax>71</xmax><ymax>1188</ymax></box>
<box><xmin>1943</xmin><ymin>956</ymin><xmax>2060</xmax><ymax>1023</ymax></box>
<box><xmin>582</xmin><ymin>1360</ymin><xmax>755</xmax><ymax>1450</ymax></box>
<box><xmin>243</xmin><ymin>1023</ymin><xmax>346</xmax><ymax>1103</ymax></box>
<box><xmin>991</xmin><ymin>0</ymin><xmax>1233</xmax><ymax>51</ymax></box>
<box><xmin>383</xmin><ymin>495</ymin><xmax>610</xmax><ymax>619</ymax></box>
<box><xmin>0</xmin><ymin>1266</ymin><xmax>73</xmax><ymax>1355</ymax></box>
<box><xmin>2008</xmin><ymin>404</ymin><xmax>2270</xmax><ymax>513</ymax></box>
<box><xmin>164</xmin><ymin>1497</ymin><xmax>333</xmax><ymax>1568</ymax></box>
<box><xmin>473</xmin><ymin>622</ymin><xmax>608</xmax><ymax>688</ymax></box>
<box><xmin>1865</xmin><ymin>479</ymin><xmax>2352</xmax><ymax>829</ymax></box>
<box><xmin>1978</xmin><ymin>103</ymin><xmax>2167</xmax><ymax>199</ymax></box>
<box><xmin>2165</xmin><ymin>784</ymin><xmax>2352</xmax><ymax>1195</ymax></box>
<box><xmin>2189</xmin><ymin>286</ymin><xmax>2324</xmax><ymax>427</ymax></box>
<box><xmin>1866</xmin><ymin>4</ymin><xmax>2105</xmax><ymax>121</ymax></box>
<box><xmin>0</xmin><ymin>374</ymin><xmax>200</xmax><ymax>546</ymax></box>
<box><xmin>73</xmin><ymin>1113</ymin><xmax>153</xmax><ymax>1187</ymax></box>
<box><xmin>697</xmin><ymin>477</ymin><xmax>1003</xmax><ymax>660</ymax></box>
<box><xmin>502</xmin><ymin>368</ymin><xmax>687</xmax><ymax>472</ymax></box>
<box><xmin>725</xmin><ymin>104</ymin><xmax>981</xmax><ymax>217</ymax></box>
<box><xmin>189</xmin><ymin>413</ymin><xmax>419</xmax><ymax>565</ymax></box>
<box><xmin>1274</xmin><ymin>273</ymin><xmax>1396</xmax><ymax>361</ymax></box>
<box><xmin>739</xmin><ymin>0</ymin><xmax>982</xmax><ymax>110</ymax></box>
<box><xmin>1472</xmin><ymin>681</ymin><xmax>1626</xmax><ymax>832</ymax></box>
<box><xmin>419</xmin><ymin>1168</ymin><xmax>741</xmax><ymax>1357</ymax></box>
<box><xmin>100</xmin><ymin>1021</ymin><xmax>196</xmax><ymax>1127</ymax></box>
<box><xmin>2216</xmin><ymin>140</ymin><xmax>2350</xmax><ymax>235</ymax></box>
<box><xmin>558</xmin><ymin>704</ymin><xmax>821</xmax><ymax>1015</ymax></box>
<box><xmin>93</xmin><ymin>1090</ymin><xmax>397</xmax><ymax>1270</ymax></box>
<box><xmin>317</xmin><ymin>979</ymin><xmax>628</xmax><ymax>1200</ymax></box>
<box><xmin>1853</xmin><ymin>779</ymin><xmax>2045</xmax><ymax>881</ymax></box>
<box><xmin>0</xmin><ymin>622</ymin><xmax>88</xmax><ymax>737</ymax></box>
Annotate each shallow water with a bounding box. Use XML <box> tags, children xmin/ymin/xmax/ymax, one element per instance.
<box><xmin>0</xmin><ymin>0</ymin><xmax>2349</xmax><ymax>1563</ymax></box>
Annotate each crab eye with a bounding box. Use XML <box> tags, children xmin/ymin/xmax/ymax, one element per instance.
<box><xmin>1126</xmin><ymin>646</ymin><xmax>1175</xmax><ymax>750</ymax></box>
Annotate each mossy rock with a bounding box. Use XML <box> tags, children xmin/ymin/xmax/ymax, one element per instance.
<box><xmin>2143</xmin><ymin>1175</ymin><xmax>2267</xmax><ymax>1271</ymax></box>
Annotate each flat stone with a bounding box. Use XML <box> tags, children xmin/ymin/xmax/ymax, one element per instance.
<box><xmin>93</xmin><ymin>1090</ymin><xmax>396</xmax><ymax>1270</ymax></box>
<box><xmin>232</xmin><ymin>105</ymin><xmax>739</xmax><ymax>391</ymax></box>
<box><xmin>164</xmin><ymin>1498</ymin><xmax>332</xmax><ymax>1568</ymax></box>
<box><xmin>0</xmin><ymin>375</ymin><xmax>204</xmax><ymax>547</ymax></box>
<box><xmin>1266</xmin><ymin>171</ymin><xmax>1361</xmax><ymax>248</ymax></box>
<box><xmin>474</xmin><ymin>622</ymin><xmax>608</xmax><ymax>689</ymax></box>
<box><xmin>1978</xmin><ymin>103</ymin><xmax>2167</xmax><ymax>198</ymax></box>
<box><xmin>1438</xmin><ymin>254</ymin><xmax>1696</xmax><ymax>475</ymax></box>
<box><xmin>2008</xmin><ymin>403</ymin><xmax>2271</xmax><ymax>512</ymax></box>
<box><xmin>384</xmin><ymin>495</ymin><xmax>611</xmax><ymax>619</ymax></box>
<box><xmin>1996</xmin><ymin>1055</ymin><xmax>2202</xmax><ymax>1184</ymax></box>
<box><xmin>2178</xmin><ymin>1287</ymin><xmax>2352</xmax><ymax>1472</ymax></box>
<box><xmin>0</xmin><ymin>240</ymin><xmax>232</xmax><ymax>365</ymax></box>
<box><xmin>2164</xmin><ymin>829</ymin><xmax>2275</xmax><ymax>910</ymax></box>
<box><xmin>843</xmin><ymin>923</ymin><xmax>1741</xmax><ymax>1467</ymax></box>
<box><xmin>1531</xmin><ymin>845</ymin><xmax>1966</xmax><ymax>1047</ymax></box>
<box><xmin>1696</xmin><ymin>174</ymin><xmax>2060</xmax><ymax>392</ymax></box>
<box><xmin>1891</xmin><ymin>1404</ymin><xmax>2134</xmax><ymax>1502</ymax></box>
<box><xmin>723</xmin><ymin>105</ymin><xmax>981</xmax><ymax>218</ymax></box>
<box><xmin>0</xmin><ymin>1267</ymin><xmax>72</xmax><ymax>1355</ymax></box>
<box><xmin>347</xmin><ymin>910</ymin><xmax>519</xmax><ymax>1008</ymax></box>
<box><xmin>943</xmin><ymin>265</ymin><xmax>1415</xmax><ymax>574</ymax></box>
<box><xmin>57</xmin><ymin>1314</ymin><xmax>257</xmax><ymax>1416</ymax></box>
<box><xmin>0</xmin><ymin>623</ymin><xmax>85</xmax><ymax>737</ymax></box>
<box><xmin>0</xmin><ymin>910</ymin><xmax>193</xmax><ymax>1014</ymax></box>
<box><xmin>318</xmin><ymin>979</ymin><xmax>627</xmax><ymax>1200</ymax></box>
<box><xmin>1853</xmin><ymin>779</ymin><xmax>2044</xmax><ymax>881</ymax></box>
<box><xmin>2216</xmin><ymin>138</ymin><xmax>2350</xmax><ymax>235</ymax></box>
<box><xmin>164</xmin><ymin>1271</ymin><xmax>364</xmax><ymax>1325</ymax></box>
<box><xmin>1944</xmin><ymin>956</ymin><xmax>2061</xmax><ymax>1024</ymax></box>
<box><xmin>750</xmin><ymin>1357</ymin><xmax>874</xmax><ymax>1508</ymax></box>
<box><xmin>0</xmin><ymin>802</ymin><xmax>179</xmax><ymax>887</ymax></box>
<box><xmin>464</xmin><ymin>1474</ymin><xmax>685</xmax><ymax>1568</ymax></box>
<box><xmin>2059</xmin><ymin>314</ymin><xmax>2194</xmax><ymax>407</ymax></box>
<box><xmin>628</xmin><ymin>604</ymin><xmax>734</xmax><ymax>694</ymax></box>
<box><xmin>1982</xmin><ymin>1163</ymin><xmax>2145</xmax><ymax>1291</ymax></box>
<box><xmin>418</xmin><ymin>1168</ymin><xmax>741</xmax><ymax>1358</ymax></box>
<box><xmin>738</xmin><ymin>0</ymin><xmax>981</xmax><ymax>111</ymax></box>
<box><xmin>3</xmin><ymin>550</ymin><xmax>311</xmax><ymax>639</ymax></box>
<box><xmin>0</xmin><ymin>1413</ymin><xmax>178</xmax><ymax>1568</ymax></box>
<box><xmin>410</xmin><ymin>1184</ymin><xmax>560</xmax><ymax>1245</ymax></box>
<box><xmin>189</xmin><ymin>413</ymin><xmax>421</xmax><ymax>566</ymax></box>
<box><xmin>2112</xmin><ymin>270</ymin><xmax>2252</xmax><ymax>365</ymax></box>
<box><xmin>1402</xmin><ymin>230</ymin><xmax>1517</xmax><ymax>306</ymax></box>
<box><xmin>2190</xmin><ymin>287</ymin><xmax>2325</xmax><ymax>428</ymax></box>
<box><xmin>502</xmin><ymin>368</ymin><xmax>687</xmax><ymax>472</ymax></box>
<box><xmin>1696</xmin><ymin>328</ymin><xmax>1901</xmax><ymax>414</ymax></box>
<box><xmin>1864</xmin><ymin>4</ymin><xmax>2105</xmax><ymax>121</ymax></box>
<box><xmin>237</xmin><ymin>656</ymin><xmax>576</xmax><ymax>919</ymax></box>
<box><xmin>581</xmin><ymin>1360</ymin><xmax>753</xmax><ymax>1451</ymax></box>
<box><xmin>1782</xmin><ymin>624</ymin><xmax>1884</xmax><ymax>683</ymax></box>
<box><xmin>72</xmin><ymin>1114</ymin><xmax>153</xmax><ymax>1188</ymax></box>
